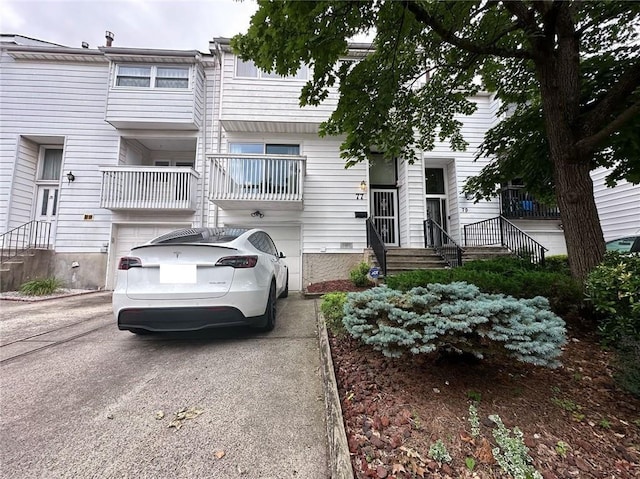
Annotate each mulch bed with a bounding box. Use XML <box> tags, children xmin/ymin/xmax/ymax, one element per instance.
<box><xmin>312</xmin><ymin>280</ymin><xmax>640</xmax><ymax>479</ymax></box>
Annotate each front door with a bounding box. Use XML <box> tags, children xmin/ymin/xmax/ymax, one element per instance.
<box><xmin>371</xmin><ymin>189</ymin><xmax>399</xmax><ymax>246</ymax></box>
<box><xmin>425</xmin><ymin>167</ymin><xmax>448</xmax><ymax>231</ymax></box>
<box><xmin>36</xmin><ymin>186</ymin><xmax>59</xmax><ymax>223</ymax></box>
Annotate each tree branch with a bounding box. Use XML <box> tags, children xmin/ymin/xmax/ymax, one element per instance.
<box><xmin>579</xmin><ymin>61</ymin><xmax>640</xmax><ymax>139</ymax></box>
<box><xmin>576</xmin><ymin>100</ymin><xmax>640</xmax><ymax>156</ymax></box>
<box><xmin>405</xmin><ymin>1</ymin><xmax>533</xmax><ymax>60</ymax></box>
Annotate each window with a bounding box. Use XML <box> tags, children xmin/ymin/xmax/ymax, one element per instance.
<box><xmin>425</xmin><ymin>168</ymin><xmax>445</xmax><ymax>195</ymax></box>
<box><xmin>115</xmin><ymin>65</ymin><xmax>190</xmax><ymax>89</ymax></box>
<box><xmin>235</xmin><ymin>58</ymin><xmax>308</xmax><ymax>80</ymax></box>
<box><xmin>369</xmin><ymin>153</ymin><xmax>396</xmax><ymax>186</ymax></box>
<box><xmin>155</xmin><ymin>67</ymin><xmax>189</xmax><ymax>88</ymax></box>
<box><xmin>249</xmin><ymin>232</ymin><xmax>278</xmax><ymax>256</ymax></box>
<box><xmin>40</xmin><ymin>148</ymin><xmax>63</xmax><ymax>181</ymax></box>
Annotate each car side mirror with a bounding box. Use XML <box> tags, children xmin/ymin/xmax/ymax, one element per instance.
<box><xmin>279</xmin><ymin>252</ymin><xmax>286</xmax><ymax>259</ymax></box>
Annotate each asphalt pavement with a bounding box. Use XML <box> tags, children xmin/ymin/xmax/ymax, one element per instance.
<box><xmin>0</xmin><ymin>292</ymin><xmax>335</xmax><ymax>479</ymax></box>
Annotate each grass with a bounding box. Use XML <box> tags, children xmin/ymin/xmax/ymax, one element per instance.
<box><xmin>19</xmin><ymin>277</ymin><xmax>64</xmax><ymax>296</ymax></box>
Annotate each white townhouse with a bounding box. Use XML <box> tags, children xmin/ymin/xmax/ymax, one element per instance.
<box><xmin>4</xmin><ymin>33</ymin><xmax>632</xmax><ymax>292</ymax></box>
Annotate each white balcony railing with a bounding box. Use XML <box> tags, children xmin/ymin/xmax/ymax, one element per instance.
<box><xmin>209</xmin><ymin>154</ymin><xmax>305</xmax><ymax>209</ymax></box>
<box><xmin>99</xmin><ymin>167</ymin><xmax>199</xmax><ymax>211</ymax></box>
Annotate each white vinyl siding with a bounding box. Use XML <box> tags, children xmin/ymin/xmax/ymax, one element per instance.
<box><xmin>220</xmin><ymin>51</ymin><xmax>336</xmax><ymax>131</ymax></box>
<box><xmin>591</xmin><ymin>167</ymin><xmax>640</xmax><ymax>240</ymax></box>
<box><xmin>106</xmin><ymin>63</ymin><xmax>202</xmax><ymax>130</ymax></box>
<box><xmin>5</xmin><ymin>137</ymin><xmax>39</xmax><ymax>230</ymax></box>
<box><xmin>0</xmin><ymin>52</ymin><xmax>115</xmax><ymax>251</ymax></box>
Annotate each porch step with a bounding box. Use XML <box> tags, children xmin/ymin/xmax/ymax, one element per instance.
<box><xmin>366</xmin><ymin>247</ymin><xmax>449</xmax><ymax>275</ymax></box>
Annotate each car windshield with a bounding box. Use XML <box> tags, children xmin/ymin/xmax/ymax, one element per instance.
<box><xmin>605</xmin><ymin>237</ymin><xmax>637</xmax><ymax>252</ymax></box>
<box><xmin>150</xmin><ymin>228</ymin><xmax>248</xmax><ymax>244</ymax></box>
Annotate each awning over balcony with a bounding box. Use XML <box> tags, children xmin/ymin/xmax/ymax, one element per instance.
<box><xmin>99</xmin><ymin>167</ymin><xmax>199</xmax><ymax>211</ymax></box>
<box><xmin>208</xmin><ymin>154</ymin><xmax>305</xmax><ymax>210</ymax></box>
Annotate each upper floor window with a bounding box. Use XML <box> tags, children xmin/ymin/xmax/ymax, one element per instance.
<box><xmin>115</xmin><ymin>65</ymin><xmax>190</xmax><ymax>89</ymax></box>
<box><xmin>235</xmin><ymin>58</ymin><xmax>308</xmax><ymax>80</ymax></box>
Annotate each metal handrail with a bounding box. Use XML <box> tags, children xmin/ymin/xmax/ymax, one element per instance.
<box><xmin>366</xmin><ymin>217</ymin><xmax>387</xmax><ymax>276</ymax></box>
<box><xmin>0</xmin><ymin>220</ymin><xmax>52</xmax><ymax>263</ymax></box>
<box><xmin>463</xmin><ymin>216</ymin><xmax>547</xmax><ymax>265</ymax></box>
<box><xmin>423</xmin><ymin>219</ymin><xmax>463</xmax><ymax>268</ymax></box>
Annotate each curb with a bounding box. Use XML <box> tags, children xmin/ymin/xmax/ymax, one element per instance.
<box><xmin>0</xmin><ymin>290</ymin><xmax>108</xmax><ymax>302</ymax></box>
<box><xmin>314</xmin><ymin>299</ymin><xmax>354</xmax><ymax>478</ymax></box>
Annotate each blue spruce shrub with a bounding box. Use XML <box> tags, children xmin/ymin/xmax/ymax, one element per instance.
<box><xmin>343</xmin><ymin>282</ymin><xmax>567</xmax><ymax>368</ymax></box>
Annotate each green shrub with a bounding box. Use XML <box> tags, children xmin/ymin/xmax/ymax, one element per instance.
<box><xmin>343</xmin><ymin>283</ymin><xmax>566</xmax><ymax>367</ymax></box>
<box><xmin>584</xmin><ymin>252</ymin><xmax>640</xmax><ymax>344</ymax></box>
<box><xmin>386</xmin><ymin>257</ymin><xmax>582</xmax><ymax>315</ymax></box>
<box><xmin>349</xmin><ymin>261</ymin><xmax>373</xmax><ymax>287</ymax></box>
<box><xmin>585</xmin><ymin>252</ymin><xmax>640</xmax><ymax>398</ymax></box>
<box><xmin>19</xmin><ymin>277</ymin><xmax>64</xmax><ymax>296</ymax></box>
<box><xmin>612</xmin><ymin>337</ymin><xmax>640</xmax><ymax>398</ymax></box>
<box><xmin>544</xmin><ymin>255</ymin><xmax>571</xmax><ymax>275</ymax></box>
<box><xmin>320</xmin><ymin>292</ymin><xmax>348</xmax><ymax>336</ymax></box>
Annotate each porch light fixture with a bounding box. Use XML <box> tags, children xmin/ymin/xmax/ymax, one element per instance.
<box><xmin>251</xmin><ymin>210</ymin><xmax>264</xmax><ymax>218</ymax></box>
<box><xmin>66</xmin><ymin>171</ymin><xmax>75</xmax><ymax>183</ymax></box>
<box><xmin>464</xmin><ymin>191</ymin><xmax>474</xmax><ymax>200</ymax></box>
<box><xmin>360</xmin><ymin>180</ymin><xmax>367</xmax><ymax>192</ymax></box>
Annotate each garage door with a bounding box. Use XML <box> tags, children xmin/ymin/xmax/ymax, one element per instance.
<box><xmin>260</xmin><ymin>226</ymin><xmax>302</xmax><ymax>291</ymax></box>
<box><xmin>106</xmin><ymin>223</ymin><xmax>189</xmax><ymax>289</ymax></box>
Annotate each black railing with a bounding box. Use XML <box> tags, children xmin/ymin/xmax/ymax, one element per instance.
<box><xmin>423</xmin><ymin>219</ymin><xmax>463</xmax><ymax>268</ymax></box>
<box><xmin>366</xmin><ymin>217</ymin><xmax>387</xmax><ymax>276</ymax></box>
<box><xmin>0</xmin><ymin>220</ymin><xmax>52</xmax><ymax>263</ymax></box>
<box><xmin>501</xmin><ymin>188</ymin><xmax>560</xmax><ymax>219</ymax></box>
<box><xmin>463</xmin><ymin>216</ymin><xmax>547</xmax><ymax>265</ymax></box>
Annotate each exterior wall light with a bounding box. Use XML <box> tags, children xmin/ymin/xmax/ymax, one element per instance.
<box><xmin>360</xmin><ymin>180</ymin><xmax>367</xmax><ymax>192</ymax></box>
<box><xmin>66</xmin><ymin>171</ymin><xmax>75</xmax><ymax>183</ymax></box>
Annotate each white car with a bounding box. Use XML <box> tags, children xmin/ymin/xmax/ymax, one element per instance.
<box><xmin>113</xmin><ymin>227</ymin><xmax>288</xmax><ymax>334</ymax></box>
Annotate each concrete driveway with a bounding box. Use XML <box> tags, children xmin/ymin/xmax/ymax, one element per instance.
<box><xmin>0</xmin><ymin>292</ymin><xmax>329</xmax><ymax>479</ymax></box>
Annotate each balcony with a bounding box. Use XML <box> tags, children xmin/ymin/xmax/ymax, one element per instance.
<box><xmin>208</xmin><ymin>154</ymin><xmax>305</xmax><ymax>210</ymax></box>
<box><xmin>99</xmin><ymin>167</ymin><xmax>199</xmax><ymax>211</ymax></box>
<box><xmin>500</xmin><ymin>188</ymin><xmax>560</xmax><ymax>220</ymax></box>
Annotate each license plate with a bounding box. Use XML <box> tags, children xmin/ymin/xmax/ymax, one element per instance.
<box><xmin>159</xmin><ymin>264</ymin><xmax>197</xmax><ymax>284</ymax></box>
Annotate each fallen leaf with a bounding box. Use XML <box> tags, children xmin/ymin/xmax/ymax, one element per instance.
<box><xmin>475</xmin><ymin>438</ymin><xmax>495</xmax><ymax>464</ymax></box>
<box><xmin>460</xmin><ymin>430</ymin><xmax>475</xmax><ymax>444</ymax></box>
<box><xmin>214</xmin><ymin>450</ymin><xmax>225</xmax><ymax>459</ymax></box>
<box><xmin>155</xmin><ymin>411</ymin><xmax>165</xmax><ymax>420</ymax></box>
<box><xmin>391</xmin><ymin>464</ymin><xmax>406</xmax><ymax>474</ymax></box>
<box><xmin>168</xmin><ymin>419</ymin><xmax>183</xmax><ymax>430</ymax></box>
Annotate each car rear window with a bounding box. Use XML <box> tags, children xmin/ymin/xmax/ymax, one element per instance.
<box><xmin>150</xmin><ymin>228</ymin><xmax>248</xmax><ymax>244</ymax></box>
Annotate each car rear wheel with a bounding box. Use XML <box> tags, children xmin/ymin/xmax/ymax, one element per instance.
<box><xmin>259</xmin><ymin>282</ymin><xmax>276</xmax><ymax>332</ymax></box>
<box><xmin>279</xmin><ymin>270</ymin><xmax>289</xmax><ymax>298</ymax></box>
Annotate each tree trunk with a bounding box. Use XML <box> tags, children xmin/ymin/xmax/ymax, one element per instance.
<box><xmin>553</xmin><ymin>157</ymin><xmax>605</xmax><ymax>281</ymax></box>
<box><xmin>534</xmin><ymin>21</ymin><xmax>606</xmax><ymax>281</ymax></box>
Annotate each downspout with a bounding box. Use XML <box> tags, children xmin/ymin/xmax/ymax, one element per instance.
<box><xmin>214</xmin><ymin>48</ymin><xmax>225</xmax><ymax>228</ymax></box>
<box><xmin>200</xmin><ymin>60</ymin><xmax>207</xmax><ymax>227</ymax></box>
